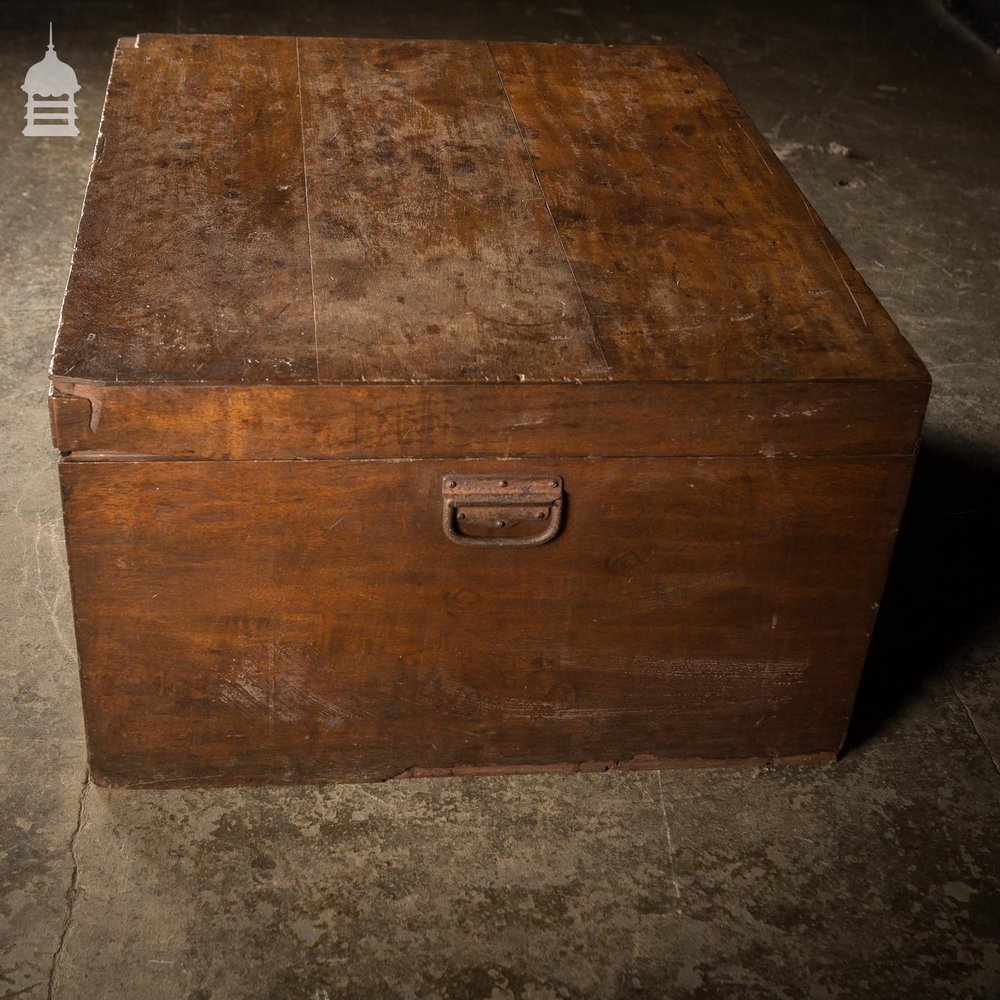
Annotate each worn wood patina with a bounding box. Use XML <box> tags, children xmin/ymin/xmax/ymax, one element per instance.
<box><xmin>50</xmin><ymin>34</ymin><xmax>929</xmax><ymax>787</ymax></box>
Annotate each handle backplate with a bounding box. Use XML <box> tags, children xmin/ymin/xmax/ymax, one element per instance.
<box><xmin>442</xmin><ymin>475</ymin><xmax>564</xmax><ymax>547</ymax></box>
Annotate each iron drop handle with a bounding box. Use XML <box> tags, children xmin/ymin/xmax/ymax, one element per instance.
<box><xmin>442</xmin><ymin>475</ymin><xmax>564</xmax><ymax>547</ymax></box>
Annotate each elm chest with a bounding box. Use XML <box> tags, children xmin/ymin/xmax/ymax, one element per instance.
<box><xmin>49</xmin><ymin>34</ymin><xmax>929</xmax><ymax>787</ymax></box>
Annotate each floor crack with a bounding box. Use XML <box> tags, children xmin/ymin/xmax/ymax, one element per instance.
<box><xmin>949</xmin><ymin>671</ymin><xmax>1000</xmax><ymax>778</ymax></box>
<box><xmin>47</xmin><ymin>768</ymin><xmax>90</xmax><ymax>1000</ymax></box>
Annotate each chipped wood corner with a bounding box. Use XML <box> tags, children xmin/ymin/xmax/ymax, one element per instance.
<box><xmin>49</xmin><ymin>378</ymin><xmax>104</xmax><ymax>451</ymax></box>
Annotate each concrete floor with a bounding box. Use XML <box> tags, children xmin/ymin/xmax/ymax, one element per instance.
<box><xmin>2</xmin><ymin>1</ymin><xmax>998</xmax><ymax>997</ymax></box>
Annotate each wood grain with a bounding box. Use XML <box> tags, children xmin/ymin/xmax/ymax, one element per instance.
<box><xmin>62</xmin><ymin>455</ymin><xmax>912</xmax><ymax>786</ymax></box>
<box><xmin>50</xmin><ymin>380</ymin><xmax>929</xmax><ymax>460</ymax></box>
<box><xmin>297</xmin><ymin>37</ymin><xmax>608</xmax><ymax>382</ymax></box>
<box><xmin>49</xmin><ymin>35</ymin><xmax>929</xmax><ymax>390</ymax></box>
<box><xmin>53</xmin><ymin>35</ymin><xmax>317</xmax><ymax>383</ymax></box>
<box><xmin>489</xmin><ymin>42</ymin><xmax>929</xmax><ymax>384</ymax></box>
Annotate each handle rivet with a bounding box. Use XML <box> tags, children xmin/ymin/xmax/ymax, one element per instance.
<box><xmin>499</xmin><ymin>480</ymin><xmax>508</xmax><ymax>487</ymax></box>
<box><xmin>537</xmin><ymin>511</ymin><xmax>546</xmax><ymax>519</ymax></box>
<box><xmin>497</xmin><ymin>520</ymin><xmax>506</xmax><ymax>528</ymax></box>
<box><xmin>550</xmin><ymin>480</ymin><xmax>559</xmax><ymax>488</ymax></box>
<box><xmin>447</xmin><ymin>480</ymin><xmax>457</xmax><ymax>488</ymax></box>
<box><xmin>457</xmin><ymin>512</ymin><xmax>466</xmax><ymax>520</ymax></box>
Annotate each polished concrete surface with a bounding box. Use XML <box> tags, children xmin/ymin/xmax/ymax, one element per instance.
<box><xmin>1</xmin><ymin>1</ymin><xmax>998</xmax><ymax>997</ymax></box>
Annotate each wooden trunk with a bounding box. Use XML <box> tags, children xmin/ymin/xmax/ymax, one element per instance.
<box><xmin>50</xmin><ymin>35</ymin><xmax>929</xmax><ymax>787</ymax></box>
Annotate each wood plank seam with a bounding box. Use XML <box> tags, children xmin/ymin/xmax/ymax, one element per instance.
<box><xmin>486</xmin><ymin>41</ymin><xmax>611</xmax><ymax>380</ymax></box>
<box><xmin>294</xmin><ymin>37</ymin><xmax>322</xmax><ymax>378</ymax></box>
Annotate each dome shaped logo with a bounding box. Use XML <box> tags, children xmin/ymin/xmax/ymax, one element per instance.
<box><xmin>22</xmin><ymin>24</ymin><xmax>80</xmax><ymax>137</ymax></box>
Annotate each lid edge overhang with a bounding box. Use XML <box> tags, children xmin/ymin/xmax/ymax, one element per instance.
<box><xmin>49</xmin><ymin>378</ymin><xmax>930</xmax><ymax>463</ymax></box>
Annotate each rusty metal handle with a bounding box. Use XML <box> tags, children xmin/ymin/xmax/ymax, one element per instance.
<box><xmin>442</xmin><ymin>475</ymin><xmax>564</xmax><ymax>547</ymax></box>
<box><xmin>443</xmin><ymin>498</ymin><xmax>563</xmax><ymax>547</ymax></box>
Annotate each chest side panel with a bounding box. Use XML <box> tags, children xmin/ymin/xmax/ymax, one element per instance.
<box><xmin>61</xmin><ymin>456</ymin><xmax>912</xmax><ymax>786</ymax></box>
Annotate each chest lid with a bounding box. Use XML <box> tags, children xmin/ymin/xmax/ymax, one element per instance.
<box><xmin>49</xmin><ymin>34</ymin><xmax>928</xmax><ymax>460</ymax></box>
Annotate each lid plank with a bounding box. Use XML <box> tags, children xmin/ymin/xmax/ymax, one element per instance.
<box><xmin>53</xmin><ymin>34</ymin><xmax>317</xmax><ymax>384</ymax></box>
<box><xmin>490</xmin><ymin>42</ymin><xmax>928</xmax><ymax>383</ymax></box>
<box><xmin>298</xmin><ymin>37</ymin><xmax>609</xmax><ymax>383</ymax></box>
